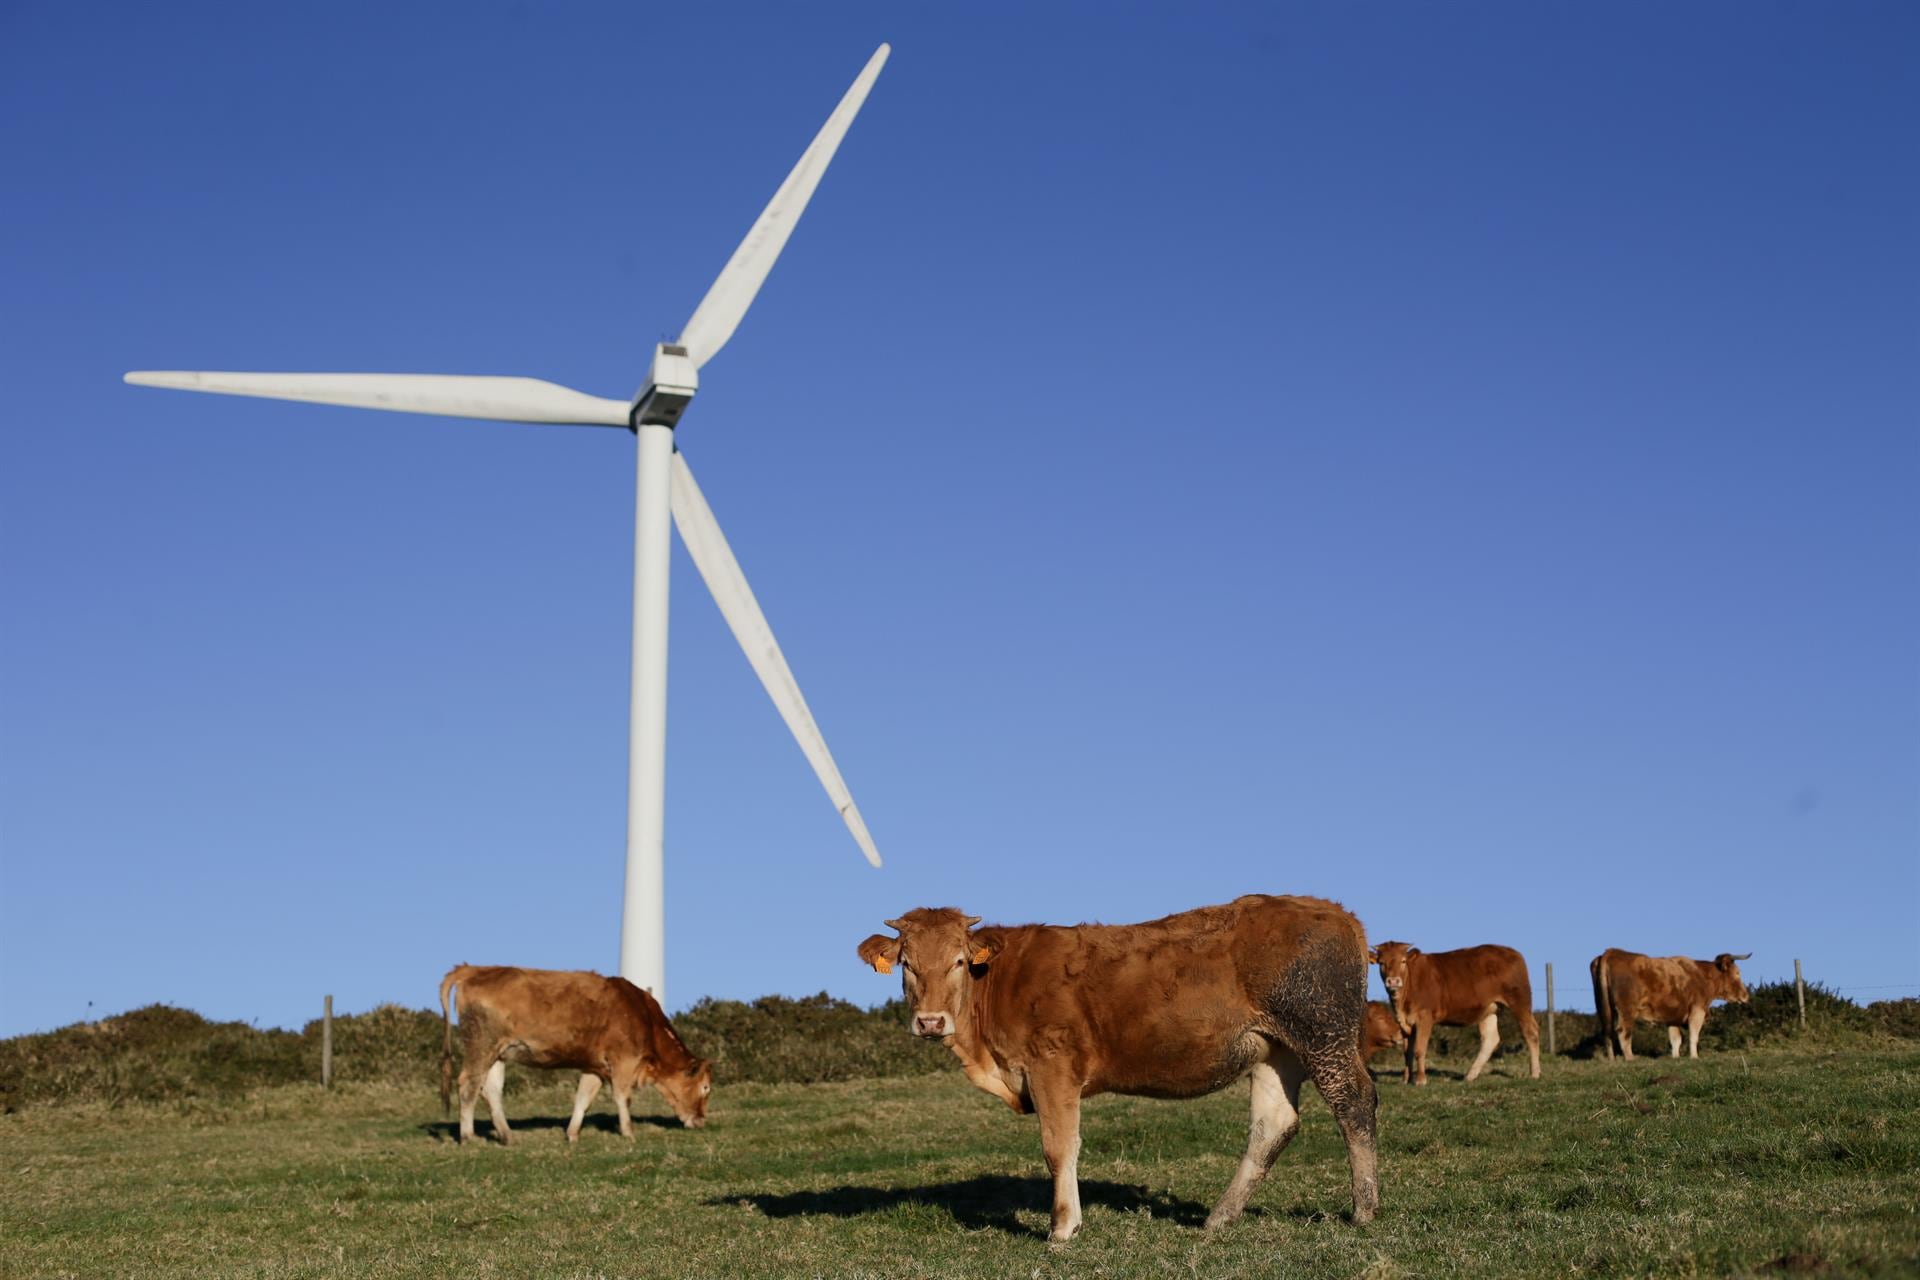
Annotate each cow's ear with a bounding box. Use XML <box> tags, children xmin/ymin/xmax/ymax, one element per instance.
<box><xmin>1406</xmin><ymin>947</ymin><xmax>1421</xmax><ymax>958</ymax></box>
<box><xmin>968</xmin><ymin>929</ymin><xmax>1003</xmax><ymax>967</ymax></box>
<box><xmin>857</xmin><ymin>934</ymin><xmax>901</xmax><ymax>974</ymax></box>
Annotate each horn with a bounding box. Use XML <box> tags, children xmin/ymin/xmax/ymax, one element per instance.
<box><xmin>1732</xmin><ymin>952</ymin><xmax>1751</xmax><ymax>960</ymax></box>
<box><xmin>884</xmin><ymin>917</ymin><xmax>907</xmax><ymax>931</ymax></box>
<box><xmin>962</xmin><ymin>914</ymin><xmax>981</xmax><ymax>929</ymax></box>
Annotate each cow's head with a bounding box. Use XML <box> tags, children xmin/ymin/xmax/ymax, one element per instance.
<box><xmin>653</xmin><ymin>1058</ymin><xmax>714</xmax><ymax>1128</ymax></box>
<box><xmin>1713</xmin><ymin>953</ymin><xmax>1752</xmax><ymax>1003</ymax></box>
<box><xmin>858</xmin><ymin>907</ymin><xmax>999</xmax><ymax>1041</ymax></box>
<box><xmin>1369</xmin><ymin>942</ymin><xmax>1418</xmax><ymax>1001</ymax></box>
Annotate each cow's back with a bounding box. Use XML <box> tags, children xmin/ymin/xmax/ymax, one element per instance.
<box><xmin>1408</xmin><ymin>944</ymin><xmax>1531</xmax><ymax>1024</ymax></box>
<box><xmin>453</xmin><ymin>967</ymin><xmax>642</xmax><ymax>1070</ymax></box>
<box><xmin>978</xmin><ymin>895</ymin><xmax>1366</xmax><ymax>1098</ymax></box>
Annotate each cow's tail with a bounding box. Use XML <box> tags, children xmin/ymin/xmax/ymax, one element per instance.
<box><xmin>1590</xmin><ymin>952</ymin><xmax>1615</xmax><ymax>1060</ymax></box>
<box><xmin>438</xmin><ymin>965</ymin><xmax>469</xmax><ymax>1115</ymax></box>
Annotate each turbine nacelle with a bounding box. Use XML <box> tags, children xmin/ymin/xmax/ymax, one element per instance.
<box><xmin>632</xmin><ymin>344</ymin><xmax>699</xmax><ymax>429</ymax></box>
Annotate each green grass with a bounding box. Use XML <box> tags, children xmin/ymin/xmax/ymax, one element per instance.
<box><xmin>3</xmin><ymin>1046</ymin><xmax>1916</xmax><ymax>1278</ymax></box>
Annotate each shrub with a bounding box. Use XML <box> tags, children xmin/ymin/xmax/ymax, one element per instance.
<box><xmin>674</xmin><ymin>994</ymin><xmax>948</xmax><ymax>1084</ymax></box>
<box><xmin>1704</xmin><ymin>980</ymin><xmax>1874</xmax><ymax>1049</ymax></box>
<box><xmin>1867</xmin><ymin>998</ymin><xmax>1920</xmax><ymax>1040</ymax></box>
<box><xmin>0</xmin><ymin>1006</ymin><xmax>308</xmax><ymax>1108</ymax></box>
<box><xmin>5</xmin><ymin>977</ymin><xmax>1911</xmax><ymax>1110</ymax></box>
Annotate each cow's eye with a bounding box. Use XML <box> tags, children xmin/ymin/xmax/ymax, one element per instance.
<box><xmin>953</xmin><ymin>956</ymin><xmax>965</xmax><ymax>969</ymax></box>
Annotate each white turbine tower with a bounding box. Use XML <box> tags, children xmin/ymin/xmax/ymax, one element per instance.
<box><xmin>125</xmin><ymin>44</ymin><xmax>892</xmax><ymax>1007</ymax></box>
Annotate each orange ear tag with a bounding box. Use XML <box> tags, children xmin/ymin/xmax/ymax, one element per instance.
<box><xmin>874</xmin><ymin>957</ymin><xmax>893</xmax><ymax>974</ymax></box>
<box><xmin>971</xmin><ymin>946</ymin><xmax>992</xmax><ymax>965</ymax></box>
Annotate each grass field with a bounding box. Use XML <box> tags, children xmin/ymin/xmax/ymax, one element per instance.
<box><xmin>3</xmin><ymin>1044</ymin><xmax>1915</xmax><ymax>1279</ymax></box>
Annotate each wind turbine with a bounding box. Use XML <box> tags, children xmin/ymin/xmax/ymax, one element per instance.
<box><xmin>124</xmin><ymin>44</ymin><xmax>892</xmax><ymax>1007</ymax></box>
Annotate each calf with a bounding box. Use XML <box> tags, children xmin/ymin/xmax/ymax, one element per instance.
<box><xmin>858</xmin><ymin>894</ymin><xmax>1379</xmax><ymax>1243</ymax></box>
<box><xmin>1591</xmin><ymin>949</ymin><xmax>1750</xmax><ymax>1060</ymax></box>
<box><xmin>438</xmin><ymin>964</ymin><xmax>712</xmax><ymax>1143</ymax></box>
<box><xmin>1361</xmin><ymin>1000</ymin><xmax>1407</xmax><ymax>1062</ymax></box>
<box><xmin>1369</xmin><ymin>942</ymin><xmax>1541</xmax><ymax>1085</ymax></box>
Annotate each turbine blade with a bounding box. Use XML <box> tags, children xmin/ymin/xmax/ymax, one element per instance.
<box><xmin>124</xmin><ymin>371</ymin><xmax>632</xmax><ymax>426</ymax></box>
<box><xmin>675</xmin><ymin>43</ymin><xmax>890</xmax><ymax>370</ymax></box>
<box><xmin>669</xmin><ymin>451</ymin><xmax>883</xmax><ymax>868</ymax></box>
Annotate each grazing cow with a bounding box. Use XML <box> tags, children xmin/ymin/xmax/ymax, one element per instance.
<box><xmin>438</xmin><ymin>964</ymin><xmax>712</xmax><ymax>1144</ymax></box>
<box><xmin>857</xmin><ymin>895</ymin><xmax>1379</xmax><ymax>1243</ymax></box>
<box><xmin>1361</xmin><ymin>1001</ymin><xmax>1407</xmax><ymax>1062</ymax></box>
<box><xmin>1369</xmin><ymin>942</ymin><xmax>1541</xmax><ymax>1085</ymax></box>
<box><xmin>1590</xmin><ymin>949</ymin><xmax>1751</xmax><ymax>1060</ymax></box>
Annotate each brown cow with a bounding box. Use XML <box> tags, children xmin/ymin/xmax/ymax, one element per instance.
<box><xmin>1590</xmin><ymin>949</ymin><xmax>1751</xmax><ymax>1060</ymax></box>
<box><xmin>1369</xmin><ymin>942</ymin><xmax>1541</xmax><ymax>1085</ymax></box>
<box><xmin>1361</xmin><ymin>1001</ymin><xmax>1407</xmax><ymax>1062</ymax></box>
<box><xmin>438</xmin><ymin>965</ymin><xmax>712</xmax><ymax>1144</ymax></box>
<box><xmin>857</xmin><ymin>895</ymin><xmax>1379</xmax><ymax>1243</ymax></box>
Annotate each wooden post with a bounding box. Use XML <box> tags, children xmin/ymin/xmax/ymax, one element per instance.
<box><xmin>1545</xmin><ymin>962</ymin><xmax>1556</xmax><ymax>1057</ymax></box>
<box><xmin>1794</xmin><ymin>960</ymin><xmax>1806</xmax><ymax>1031</ymax></box>
<box><xmin>322</xmin><ymin>994</ymin><xmax>333</xmax><ymax>1088</ymax></box>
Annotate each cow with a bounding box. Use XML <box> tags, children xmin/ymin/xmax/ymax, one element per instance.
<box><xmin>1590</xmin><ymin>949</ymin><xmax>1751</xmax><ymax>1060</ymax></box>
<box><xmin>1369</xmin><ymin>942</ymin><xmax>1541</xmax><ymax>1085</ymax></box>
<box><xmin>438</xmin><ymin>964</ymin><xmax>712</xmax><ymax>1144</ymax></box>
<box><xmin>1361</xmin><ymin>1000</ymin><xmax>1407</xmax><ymax>1062</ymax></box>
<box><xmin>857</xmin><ymin>895</ymin><xmax>1379</xmax><ymax>1244</ymax></box>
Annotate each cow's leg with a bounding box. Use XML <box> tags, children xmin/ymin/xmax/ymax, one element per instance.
<box><xmin>481</xmin><ymin>1060</ymin><xmax>512</xmax><ymax>1144</ymax></box>
<box><xmin>1464</xmin><ymin>1011</ymin><xmax>1500</xmax><ymax>1082</ymax></box>
<box><xmin>1513</xmin><ymin>1004</ymin><xmax>1542</xmax><ymax>1078</ymax></box>
<box><xmin>567</xmin><ymin>1074</ymin><xmax>603</xmax><ymax>1144</ymax></box>
<box><xmin>1302</xmin><ymin>1044</ymin><xmax>1380</xmax><ymax>1225</ymax></box>
<box><xmin>1617</xmin><ymin>1013</ymin><xmax>1636</xmax><ymax>1061</ymax></box>
<box><xmin>1029</xmin><ymin>1069</ymin><xmax>1083</xmax><ymax>1243</ymax></box>
<box><xmin>1409</xmin><ymin>1019</ymin><xmax>1434</xmax><ymax>1086</ymax></box>
<box><xmin>612</xmin><ymin>1073</ymin><xmax>635</xmax><ymax>1139</ymax></box>
<box><xmin>1206</xmin><ymin>1055</ymin><xmax>1306</xmax><ymax>1230</ymax></box>
<box><xmin>457</xmin><ymin>1061</ymin><xmax>483</xmax><ymax>1145</ymax></box>
<box><xmin>1667</xmin><ymin>1025</ymin><xmax>1683</xmax><ymax>1057</ymax></box>
<box><xmin>1687</xmin><ymin>1008</ymin><xmax>1706</xmax><ymax>1059</ymax></box>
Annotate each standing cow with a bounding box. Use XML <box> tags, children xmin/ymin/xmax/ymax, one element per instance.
<box><xmin>857</xmin><ymin>894</ymin><xmax>1379</xmax><ymax>1243</ymax></box>
<box><xmin>439</xmin><ymin>964</ymin><xmax>712</xmax><ymax>1144</ymax></box>
<box><xmin>1369</xmin><ymin>942</ymin><xmax>1542</xmax><ymax>1085</ymax></box>
<box><xmin>1590</xmin><ymin>949</ymin><xmax>1751</xmax><ymax>1060</ymax></box>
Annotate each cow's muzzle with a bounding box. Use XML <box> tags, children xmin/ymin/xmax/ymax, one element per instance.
<box><xmin>913</xmin><ymin>1012</ymin><xmax>954</xmax><ymax>1039</ymax></box>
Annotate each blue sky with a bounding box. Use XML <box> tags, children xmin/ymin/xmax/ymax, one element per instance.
<box><xmin>3</xmin><ymin>2</ymin><xmax>1915</xmax><ymax>1038</ymax></box>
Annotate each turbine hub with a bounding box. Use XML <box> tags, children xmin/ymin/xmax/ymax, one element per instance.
<box><xmin>632</xmin><ymin>343</ymin><xmax>699</xmax><ymax>429</ymax></box>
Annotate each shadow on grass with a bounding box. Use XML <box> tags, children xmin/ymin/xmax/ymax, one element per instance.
<box><xmin>712</xmin><ymin>1175</ymin><xmax>1212</xmax><ymax>1237</ymax></box>
<box><xmin>417</xmin><ymin>1113</ymin><xmax>680</xmax><ymax>1143</ymax></box>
